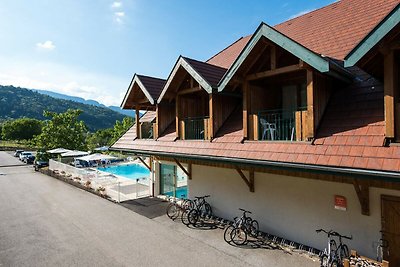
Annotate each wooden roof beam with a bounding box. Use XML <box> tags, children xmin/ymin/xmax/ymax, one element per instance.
<box><xmin>174</xmin><ymin>158</ymin><xmax>191</xmax><ymax>180</ymax></box>
<box><xmin>235</xmin><ymin>166</ymin><xmax>254</xmax><ymax>192</ymax></box>
<box><xmin>246</xmin><ymin>63</ymin><xmax>303</xmax><ymax>81</ymax></box>
<box><xmin>353</xmin><ymin>179</ymin><xmax>370</xmax><ymax>216</ymax></box>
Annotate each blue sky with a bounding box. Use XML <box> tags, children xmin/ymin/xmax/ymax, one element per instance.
<box><xmin>0</xmin><ymin>0</ymin><xmax>335</xmax><ymax>106</ymax></box>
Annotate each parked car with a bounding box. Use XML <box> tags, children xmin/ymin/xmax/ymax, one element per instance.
<box><xmin>24</xmin><ymin>155</ymin><xmax>35</xmax><ymax>164</ymax></box>
<box><xmin>14</xmin><ymin>150</ymin><xmax>24</xmax><ymax>157</ymax></box>
<box><xmin>19</xmin><ymin>152</ymin><xmax>33</xmax><ymax>161</ymax></box>
<box><xmin>34</xmin><ymin>160</ymin><xmax>49</xmax><ymax>171</ymax></box>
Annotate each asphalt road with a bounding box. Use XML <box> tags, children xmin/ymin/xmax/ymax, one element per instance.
<box><xmin>0</xmin><ymin>151</ymin><xmax>318</xmax><ymax>267</ymax></box>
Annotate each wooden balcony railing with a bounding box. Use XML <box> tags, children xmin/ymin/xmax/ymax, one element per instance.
<box><xmin>180</xmin><ymin>116</ymin><xmax>210</xmax><ymax>140</ymax></box>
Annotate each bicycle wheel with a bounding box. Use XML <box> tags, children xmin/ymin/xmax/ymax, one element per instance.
<box><xmin>339</xmin><ymin>245</ymin><xmax>349</xmax><ymax>259</ymax></box>
<box><xmin>231</xmin><ymin>227</ymin><xmax>247</xmax><ymax>245</ymax></box>
<box><xmin>188</xmin><ymin>209</ymin><xmax>199</xmax><ymax>226</ymax></box>
<box><xmin>330</xmin><ymin>240</ymin><xmax>337</xmax><ymax>252</ymax></box>
<box><xmin>166</xmin><ymin>203</ymin><xmax>179</xmax><ymax>220</ymax></box>
<box><xmin>329</xmin><ymin>260</ymin><xmax>339</xmax><ymax>267</ymax></box>
<box><xmin>223</xmin><ymin>225</ymin><xmax>234</xmax><ymax>243</ymax></box>
<box><xmin>183</xmin><ymin>200</ymin><xmax>194</xmax><ymax>211</ymax></box>
<box><xmin>249</xmin><ymin>219</ymin><xmax>259</xmax><ymax>237</ymax></box>
<box><xmin>181</xmin><ymin>209</ymin><xmax>191</xmax><ymax>226</ymax></box>
<box><xmin>320</xmin><ymin>254</ymin><xmax>328</xmax><ymax>267</ymax></box>
<box><xmin>202</xmin><ymin>203</ymin><xmax>212</xmax><ymax>217</ymax></box>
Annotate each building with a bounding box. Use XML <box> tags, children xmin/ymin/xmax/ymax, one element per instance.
<box><xmin>112</xmin><ymin>0</ymin><xmax>400</xmax><ymax>263</ymax></box>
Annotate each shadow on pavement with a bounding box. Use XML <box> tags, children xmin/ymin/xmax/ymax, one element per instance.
<box><xmin>120</xmin><ymin>197</ymin><xmax>169</xmax><ymax>219</ymax></box>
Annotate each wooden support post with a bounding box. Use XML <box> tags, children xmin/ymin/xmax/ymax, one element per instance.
<box><xmin>243</xmin><ymin>81</ymin><xmax>250</xmax><ymax>140</ymax></box>
<box><xmin>209</xmin><ymin>94</ymin><xmax>214</xmax><ymax>140</ymax></box>
<box><xmin>137</xmin><ymin>156</ymin><xmax>151</xmax><ymax>171</ymax></box>
<box><xmin>270</xmin><ymin>46</ymin><xmax>276</xmax><ymax>70</ymax></box>
<box><xmin>154</xmin><ymin>105</ymin><xmax>159</xmax><ymax>139</ymax></box>
<box><xmin>306</xmin><ymin>70</ymin><xmax>314</xmax><ymax>140</ymax></box>
<box><xmin>175</xmin><ymin>96</ymin><xmax>180</xmax><ymax>139</ymax></box>
<box><xmin>253</xmin><ymin>114</ymin><xmax>259</xmax><ymax>140</ymax></box>
<box><xmin>174</xmin><ymin>158</ymin><xmax>191</xmax><ymax>180</ymax></box>
<box><xmin>384</xmin><ymin>50</ymin><xmax>395</xmax><ymax>139</ymax></box>
<box><xmin>135</xmin><ymin>106</ymin><xmax>140</xmax><ymax>139</ymax></box>
<box><xmin>180</xmin><ymin>120</ymin><xmax>185</xmax><ymax>140</ymax></box>
<box><xmin>353</xmin><ymin>179</ymin><xmax>370</xmax><ymax>216</ymax></box>
<box><xmin>235</xmin><ymin>166</ymin><xmax>254</xmax><ymax>192</ymax></box>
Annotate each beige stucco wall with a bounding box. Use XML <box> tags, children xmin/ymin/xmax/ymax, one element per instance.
<box><xmin>183</xmin><ymin>164</ymin><xmax>400</xmax><ymax>258</ymax></box>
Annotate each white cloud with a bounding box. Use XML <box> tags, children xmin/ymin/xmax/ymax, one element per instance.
<box><xmin>288</xmin><ymin>9</ymin><xmax>315</xmax><ymax>20</ymax></box>
<box><xmin>111</xmin><ymin>1</ymin><xmax>122</xmax><ymax>8</ymax></box>
<box><xmin>36</xmin><ymin>40</ymin><xmax>55</xmax><ymax>50</ymax></box>
<box><xmin>0</xmin><ymin>58</ymin><xmax>127</xmax><ymax>106</ymax></box>
<box><xmin>114</xmin><ymin>11</ymin><xmax>125</xmax><ymax>24</ymax></box>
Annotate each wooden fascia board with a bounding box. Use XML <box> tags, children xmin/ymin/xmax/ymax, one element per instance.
<box><xmin>120</xmin><ymin>74</ymin><xmax>136</xmax><ymax>108</ymax></box>
<box><xmin>218</xmin><ymin>22</ymin><xmax>330</xmax><ymax>92</ymax></box>
<box><xmin>157</xmin><ymin>57</ymin><xmax>213</xmax><ymax>103</ymax></box>
<box><xmin>121</xmin><ymin>74</ymin><xmax>155</xmax><ymax>108</ymax></box>
<box><xmin>135</xmin><ymin>76</ymin><xmax>155</xmax><ymax>105</ymax></box>
<box><xmin>180</xmin><ymin>58</ymin><xmax>213</xmax><ymax>93</ymax></box>
<box><xmin>344</xmin><ymin>4</ymin><xmax>400</xmax><ymax>67</ymax></box>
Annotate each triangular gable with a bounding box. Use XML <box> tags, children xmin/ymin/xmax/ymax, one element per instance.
<box><xmin>218</xmin><ymin>22</ymin><xmax>331</xmax><ymax>92</ymax></box>
<box><xmin>157</xmin><ymin>56</ymin><xmax>227</xmax><ymax>103</ymax></box>
<box><xmin>344</xmin><ymin>4</ymin><xmax>400</xmax><ymax>67</ymax></box>
<box><xmin>121</xmin><ymin>74</ymin><xmax>165</xmax><ymax>108</ymax></box>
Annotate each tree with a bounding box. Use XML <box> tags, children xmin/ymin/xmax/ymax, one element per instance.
<box><xmin>34</xmin><ymin>109</ymin><xmax>88</xmax><ymax>150</ymax></box>
<box><xmin>87</xmin><ymin>128</ymin><xmax>114</xmax><ymax>150</ymax></box>
<box><xmin>1</xmin><ymin>118</ymin><xmax>43</xmax><ymax>141</ymax></box>
<box><xmin>111</xmin><ymin>116</ymin><xmax>134</xmax><ymax>143</ymax></box>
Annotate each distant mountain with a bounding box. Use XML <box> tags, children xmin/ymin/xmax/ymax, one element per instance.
<box><xmin>0</xmin><ymin>85</ymin><xmax>132</xmax><ymax>131</ymax></box>
<box><xmin>31</xmin><ymin>89</ymin><xmax>135</xmax><ymax>117</ymax></box>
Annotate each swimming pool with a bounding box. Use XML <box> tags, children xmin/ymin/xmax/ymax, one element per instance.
<box><xmin>98</xmin><ymin>164</ymin><xmax>150</xmax><ymax>180</ymax></box>
<box><xmin>163</xmin><ymin>186</ymin><xmax>188</xmax><ymax>199</ymax></box>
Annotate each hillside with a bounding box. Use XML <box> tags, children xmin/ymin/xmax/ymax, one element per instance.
<box><xmin>32</xmin><ymin>89</ymin><xmax>135</xmax><ymax>117</ymax></box>
<box><xmin>0</xmin><ymin>85</ymin><xmax>130</xmax><ymax>131</ymax></box>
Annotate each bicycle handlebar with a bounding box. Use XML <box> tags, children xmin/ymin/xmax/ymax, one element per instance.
<box><xmin>239</xmin><ymin>208</ymin><xmax>252</xmax><ymax>214</ymax></box>
<box><xmin>316</xmin><ymin>229</ymin><xmax>352</xmax><ymax>239</ymax></box>
<box><xmin>194</xmin><ymin>195</ymin><xmax>210</xmax><ymax>199</ymax></box>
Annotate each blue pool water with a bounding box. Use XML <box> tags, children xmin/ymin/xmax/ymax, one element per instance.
<box><xmin>98</xmin><ymin>164</ymin><xmax>150</xmax><ymax>180</ymax></box>
<box><xmin>164</xmin><ymin>186</ymin><xmax>188</xmax><ymax>199</ymax></box>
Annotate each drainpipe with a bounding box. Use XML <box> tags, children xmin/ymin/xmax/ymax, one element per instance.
<box><xmin>151</xmin><ymin>157</ymin><xmax>155</xmax><ymax>197</ymax></box>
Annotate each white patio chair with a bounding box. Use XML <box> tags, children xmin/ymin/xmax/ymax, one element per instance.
<box><xmin>260</xmin><ymin>118</ymin><xmax>278</xmax><ymax>140</ymax></box>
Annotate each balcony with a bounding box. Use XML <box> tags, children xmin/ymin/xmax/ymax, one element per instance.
<box><xmin>181</xmin><ymin>116</ymin><xmax>210</xmax><ymax>140</ymax></box>
<box><xmin>139</xmin><ymin>122</ymin><xmax>154</xmax><ymax>139</ymax></box>
<box><xmin>256</xmin><ymin>108</ymin><xmax>307</xmax><ymax>141</ymax></box>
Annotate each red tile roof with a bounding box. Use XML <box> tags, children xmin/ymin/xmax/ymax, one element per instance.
<box><xmin>206</xmin><ymin>0</ymin><xmax>399</xmax><ymax>69</ymax></box>
<box><xmin>206</xmin><ymin>36</ymin><xmax>252</xmax><ymax>69</ymax></box>
<box><xmin>183</xmin><ymin>57</ymin><xmax>227</xmax><ymax>88</ymax></box>
<box><xmin>136</xmin><ymin>75</ymin><xmax>166</xmax><ymax>101</ymax></box>
<box><xmin>274</xmin><ymin>0</ymin><xmax>399</xmax><ymax>60</ymax></box>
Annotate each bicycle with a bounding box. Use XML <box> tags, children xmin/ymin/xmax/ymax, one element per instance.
<box><xmin>166</xmin><ymin>197</ymin><xmax>194</xmax><ymax>220</ymax></box>
<box><xmin>181</xmin><ymin>195</ymin><xmax>212</xmax><ymax>226</ymax></box>
<box><xmin>376</xmin><ymin>237</ymin><xmax>388</xmax><ymax>263</ymax></box>
<box><xmin>316</xmin><ymin>229</ymin><xmax>340</xmax><ymax>267</ymax></box>
<box><xmin>226</xmin><ymin>208</ymin><xmax>259</xmax><ymax>245</ymax></box>
<box><xmin>331</xmin><ymin>231</ymin><xmax>352</xmax><ymax>264</ymax></box>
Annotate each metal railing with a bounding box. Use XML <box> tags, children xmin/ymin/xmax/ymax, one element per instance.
<box><xmin>140</xmin><ymin>122</ymin><xmax>154</xmax><ymax>139</ymax></box>
<box><xmin>258</xmin><ymin>108</ymin><xmax>305</xmax><ymax>141</ymax></box>
<box><xmin>183</xmin><ymin>116</ymin><xmax>208</xmax><ymax>140</ymax></box>
<box><xmin>49</xmin><ymin>160</ymin><xmax>151</xmax><ymax>202</ymax></box>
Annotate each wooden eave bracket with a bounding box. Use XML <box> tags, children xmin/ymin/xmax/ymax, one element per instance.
<box><xmin>137</xmin><ymin>156</ymin><xmax>151</xmax><ymax>171</ymax></box>
<box><xmin>174</xmin><ymin>158</ymin><xmax>192</xmax><ymax>180</ymax></box>
<box><xmin>353</xmin><ymin>179</ymin><xmax>370</xmax><ymax>216</ymax></box>
<box><xmin>235</xmin><ymin>167</ymin><xmax>254</xmax><ymax>192</ymax></box>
